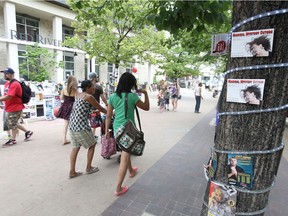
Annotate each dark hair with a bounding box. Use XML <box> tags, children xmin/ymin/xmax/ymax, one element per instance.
<box><xmin>242</xmin><ymin>85</ymin><xmax>261</xmax><ymax>100</ymax></box>
<box><xmin>247</xmin><ymin>35</ymin><xmax>271</xmax><ymax>55</ymax></box>
<box><xmin>115</xmin><ymin>72</ymin><xmax>137</xmax><ymax>97</ymax></box>
<box><xmin>81</xmin><ymin>80</ymin><xmax>93</xmax><ymax>92</ymax></box>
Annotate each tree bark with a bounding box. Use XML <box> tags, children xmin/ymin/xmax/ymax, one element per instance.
<box><xmin>201</xmin><ymin>1</ymin><xmax>288</xmax><ymax>215</ymax></box>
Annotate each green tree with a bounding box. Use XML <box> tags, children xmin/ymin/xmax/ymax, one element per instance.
<box><xmin>148</xmin><ymin>0</ymin><xmax>231</xmax><ymax>78</ymax></box>
<box><xmin>19</xmin><ymin>44</ymin><xmax>62</xmax><ymax>82</ymax></box>
<box><xmin>156</xmin><ymin>44</ymin><xmax>200</xmax><ymax>79</ymax></box>
<box><xmin>65</xmin><ymin>0</ymin><xmax>167</xmax><ymax>83</ymax></box>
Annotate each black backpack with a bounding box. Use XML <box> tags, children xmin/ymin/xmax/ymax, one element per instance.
<box><xmin>9</xmin><ymin>79</ymin><xmax>32</xmax><ymax>104</ymax></box>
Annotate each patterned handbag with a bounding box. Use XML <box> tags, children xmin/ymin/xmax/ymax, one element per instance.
<box><xmin>101</xmin><ymin>131</ymin><xmax>116</xmax><ymax>159</ymax></box>
<box><xmin>115</xmin><ymin>93</ymin><xmax>145</xmax><ymax>156</ymax></box>
<box><xmin>89</xmin><ymin>111</ymin><xmax>102</xmax><ymax>128</ymax></box>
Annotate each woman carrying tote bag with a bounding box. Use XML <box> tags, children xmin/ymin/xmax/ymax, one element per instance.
<box><xmin>105</xmin><ymin>72</ymin><xmax>150</xmax><ymax>196</ymax></box>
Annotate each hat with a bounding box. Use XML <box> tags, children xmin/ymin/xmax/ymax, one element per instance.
<box><xmin>88</xmin><ymin>72</ymin><xmax>98</xmax><ymax>79</ymax></box>
<box><xmin>0</xmin><ymin>67</ymin><xmax>15</xmax><ymax>74</ymax></box>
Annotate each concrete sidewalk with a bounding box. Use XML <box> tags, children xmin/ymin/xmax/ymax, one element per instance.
<box><xmin>102</xmin><ymin>109</ymin><xmax>288</xmax><ymax>216</ymax></box>
<box><xmin>0</xmin><ymin>88</ymin><xmax>287</xmax><ymax>216</ymax></box>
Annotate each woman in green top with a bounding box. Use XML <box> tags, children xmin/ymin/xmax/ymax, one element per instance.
<box><xmin>105</xmin><ymin>72</ymin><xmax>150</xmax><ymax>196</ymax></box>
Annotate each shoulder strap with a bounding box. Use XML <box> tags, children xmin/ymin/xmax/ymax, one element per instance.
<box><xmin>124</xmin><ymin>93</ymin><xmax>142</xmax><ymax>131</ymax></box>
<box><xmin>8</xmin><ymin>79</ymin><xmax>21</xmax><ymax>98</ymax></box>
<box><xmin>8</xmin><ymin>79</ymin><xmax>16</xmax><ymax>87</ymax></box>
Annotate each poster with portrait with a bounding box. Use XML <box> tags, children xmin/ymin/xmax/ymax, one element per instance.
<box><xmin>208</xmin><ymin>181</ymin><xmax>237</xmax><ymax>216</ymax></box>
<box><xmin>44</xmin><ymin>98</ymin><xmax>55</xmax><ymax>121</ymax></box>
<box><xmin>227</xmin><ymin>154</ymin><xmax>254</xmax><ymax>189</ymax></box>
<box><xmin>211</xmin><ymin>34</ymin><xmax>229</xmax><ymax>55</ymax></box>
<box><xmin>204</xmin><ymin>152</ymin><xmax>218</xmax><ymax>180</ymax></box>
<box><xmin>231</xmin><ymin>28</ymin><xmax>274</xmax><ymax>57</ymax></box>
<box><xmin>226</xmin><ymin>79</ymin><xmax>265</xmax><ymax>105</ymax></box>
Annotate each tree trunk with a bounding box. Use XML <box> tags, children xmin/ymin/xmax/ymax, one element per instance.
<box><xmin>201</xmin><ymin>1</ymin><xmax>288</xmax><ymax>215</ymax></box>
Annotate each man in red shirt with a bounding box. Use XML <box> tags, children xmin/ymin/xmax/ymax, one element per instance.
<box><xmin>0</xmin><ymin>67</ymin><xmax>33</xmax><ymax>147</ymax></box>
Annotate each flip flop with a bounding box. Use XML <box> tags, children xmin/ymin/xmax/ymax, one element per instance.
<box><xmin>69</xmin><ymin>171</ymin><xmax>83</xmax><ymax>179</ymax></box>
<box><xmin>129</xmin><ymin>167</ymin><xmax>138</xmax><ymax>178</ymax></box>
<box><xmin>115</xmin><ymin>186</ymin><xmax>129</xmax><ymax>196</ymax></box>
<box><xmin>63</xmin><ymin>141</ymin><xmax>71</xmax><ymax>145</ymax></box>
<box><xmin>86</xmin><ymin>167</ymin><xmax>99</xmax><ymax>174</ymax></box>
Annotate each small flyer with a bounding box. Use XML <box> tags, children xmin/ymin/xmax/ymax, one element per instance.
<box><xmin>208</xmin><ymin>181</ymin><xmax>237</xmax><ymax>216</ymax></box>
<box><xmin>227</xmin><ymin>154</ymin><xmax>254</xmax><ymax>189</ymax></box>
<box><xmin>204</xmin><ymin>152</ymin><xmax>218</xmax><ymax>179</ymax></box>
<box><xmin>44</xmin><ymin>98</ymin><xmax>55</xmax><ymax>121</ymax></box>
<box><xmin>226</xmin><ymin>79</ymin><xmax>265</xmax><ymax>105</ymax></box>
<box><xmin>211</xmin><ymin>34</ymin><xmax>229</xmax><ymax>55</ymax></box>
<box><xmin>231</xmin><ymin>28</ymin><xmax>274</xmax><ymax>58</ymax></box>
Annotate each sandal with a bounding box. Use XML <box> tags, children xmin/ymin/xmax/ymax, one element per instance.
<box><xmin>24</xmin><ymin>131</ymin><xmax>33</xmax><ymax>141</ymax></box>
<box><xmin>115</xmin><ymin>186</ymin><xmax>129</xmax><ymax>196</ymax></box>
<box><xmin>86</xmin><ymin>167</ymin><xmax>99</xmax><ymax>174</ymax></box>
<box><xmin>129</xmin><ymin>167</ymin><xmax>138</xmax><ymax>178</ymax></box>
<box><xmin>69</xmin><ymin>171</ymin><xmax>83</xmax><ymax>179</ymax></box>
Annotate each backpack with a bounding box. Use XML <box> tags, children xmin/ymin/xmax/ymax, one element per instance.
<box><xmin>9</xmin><ymin>79</ymin><xmax>32</xmax><ymax>104</ymax></box>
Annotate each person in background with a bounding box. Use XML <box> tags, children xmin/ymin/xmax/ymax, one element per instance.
<box><xmin>0</xmin><ymin>67</ymin><xmax>33</xmax><ymax>147</ymax></box>
<box><xmin>171</xmin><ymin>80</ymin><xmax>180</xmax><ymax>111</ymax></box>
<box><xmin>164</xmin><ymin>87</ymin><xmax>170</xmax><ymax>111</ymax></box>
<box><xmin>88</xmin><ymin>72</ymin><xmax>108</xmax><ymax>140</ymax></box>
<box><xmin>194</xmin><ymin>82</ymin><xmax>203</xmax><ymax>113</ymax></box>
<box><xmin>68</xmin><ymin>80</ymin><xmax>106</xmax><ymax>178</ymax></box>
<box><xmin>57</xmin><ymin>76</ymin><xmax>78</xmax><ymax>145</ymax></box>
<box><xmin>57</xmin><ymin>83</ymin><xmax>63</xmax><ymax>95</ymax></box>
<box><xmin>105</xmin><ymin>72</ymin><xmax>150</xmax><ymax>196</ymax></box>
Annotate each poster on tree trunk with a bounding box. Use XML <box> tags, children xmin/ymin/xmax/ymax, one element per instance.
<box><xmin>227</xmin><ymin>154</ymin><xmax>254</xmax><ymax>189</ymax></box>
<box><xmin>231</xmin><ymin>28</ymin><xmax>274</xmax><ymax>57</ymax></box>
<box><xmin>204</xmin><ymin>152</ymin><xmax>218</xmax><ymax>179</ymax></box>
<box><xmin>226</xmin><ymin>79</ymin><xmax>265</xmax><ymax>105</ymax></box>
<box><xmin>208</xmin><ymin>181</ymin><xmax>237</xmax><ymax>216</ymax></box>
<box><xmin>211</xmin><ymin>34</ymin><xmax>229</xmax><ymax>55</ymax></box>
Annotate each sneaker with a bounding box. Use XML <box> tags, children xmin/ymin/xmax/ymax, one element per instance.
<box><xmin>2</xmin><ymin>139</ymin><xmax>17</xmax><ymax>148</ymax></box>
<box><xmin>24</xmin><ymin>131</ymin><xmax>33</xmax><ymax>141</ymax></box>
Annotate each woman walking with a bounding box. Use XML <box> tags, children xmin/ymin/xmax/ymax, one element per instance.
<box><xmin>57</xmin><ymin>76</ymin><xmax>78</xmax><ymax>145</ymax></box>
<box><xmin>68</xmin><ymin>80</ymin><xmax>107</xmax><ymax>178</ymax></box>
<box><xmin>105</xmin><ymin>72</ymin><xmax>150</xmax><ymax>196</ymax></box>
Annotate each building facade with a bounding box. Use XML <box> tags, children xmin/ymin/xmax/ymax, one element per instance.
<box><xmin>0</xmin><ymin>0</ymin><xmax>158</xmax><ymax>85</ymax></box>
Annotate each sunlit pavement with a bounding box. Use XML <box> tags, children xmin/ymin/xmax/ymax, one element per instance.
<box><xmin>0</xmin><ymin>88</ymin><xmax>287</xmax><ymax>216</ymax></box>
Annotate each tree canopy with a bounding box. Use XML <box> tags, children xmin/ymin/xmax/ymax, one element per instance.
<box><xmin>65</xmin><ymin>0</ymin><xmax>232</xmax><ymax>79</ymax></box>
<box><xmin>66</xmin><ymin>0</ymin><xmax>166</xmax><ymax>68</ymax></box>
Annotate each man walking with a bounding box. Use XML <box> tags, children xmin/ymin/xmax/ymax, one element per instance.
<box><xmin>0</xmin><ymin>67</ymin><xmax>33</xmax><ymax>147</ymax></box>
<box><xmin>194</xmin><ymin>82</ymin><xmax>203</xmax><ymax>113</ymax></box>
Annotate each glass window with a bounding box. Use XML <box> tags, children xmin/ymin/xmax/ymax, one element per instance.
<box><xmin>63</xmin><ymin>52</ymin><xmax>75</xmax><ymax>77</ymax></box>
<box><xmin>18</xmin><ymin>45</ymin><xmax>28</xmax><ymax>80</ymax></box>
<box><xmin>16</xmin><ymin>14</ymin><xmax>39</xmax><ymax>42</ymax></box>
<box><xmin>108</xmin><ymin>63</ymin><xmax>113</xmax><ymax>73</ymax></box>
<box><xmin>62</xmin><ymin>25</ymin><xmax>74</xmax><ymax>41</ymax></box>
<box><xmin>95</xmin><ymin>65</ymin><xmax>100</xmax><ymax>74</ymax></box>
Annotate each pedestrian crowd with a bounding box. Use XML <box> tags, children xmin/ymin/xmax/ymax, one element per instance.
<box><xmin>157</xmin><ymin>79</ymin><xmax>180</xmax><ymax>112</ymax></box>
<box><xmin>0</xmin><ymin>67</ymin><xmax>150</xmax><ymax>197</ymax></box>
<box><xmin>0</xmin><ymin>67</ymin><xmax>206</xmax><ymax>197</ymax></box>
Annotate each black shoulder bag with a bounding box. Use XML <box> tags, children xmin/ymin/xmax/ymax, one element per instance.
<box><xmin>115</xmin><ymin>93</ymin><xmax>145</xmax><ymax>156</ymax></box>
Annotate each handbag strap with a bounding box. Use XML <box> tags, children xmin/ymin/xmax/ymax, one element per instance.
<box><xmin>124</xmin><ymin>93</ymin><xmax>142</xmax><ymax>131</ymax></box>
